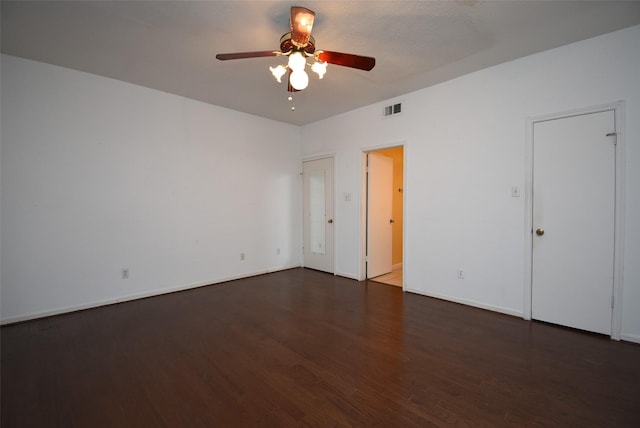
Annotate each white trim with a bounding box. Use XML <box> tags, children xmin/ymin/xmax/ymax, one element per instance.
<box><xmin>331</xmin><ymin>155</ymin><xmax>337</xmax><ymax>276</ymax></box>
<box><xmin>401</xmin><ymin>143</ymin><xmax>408</xmax><ymax>291</ymax></box>
<box><xmin>301</xmin><ymin>152</ymin><xmax>336</xmax><ymax>162</ymax></box>
<box><xmin>611</xmin><ymin>102</ymin><xmax>626</xmax><ymax>341</ymax></box>
<box><xmin>405</xmin><ymin>287</ymin><xmax>524</xmax><ymax>318</ymax></box>
<box><xmin>335</xmin><ymin>271</ymin><xmax>360</xmax><ymax>281</ymax></box>
<box><xmin>0</xmin><ymin>265</ymin><xmax>302</xmax><ymax>325</ymax></box>
<box><xmin>523</xmin><ymin>101</ymin><xmax>625</xmax><ymax>340</ymax></box>
<box><xmin>523</xmin><ymin>115</ymin><xmax>534</xmax><ymax>320</ymax></box>
<box><xmin>359</xmin><ymin>151</ymin><xmax>368</xmax><ymax>281</ymax></box>
<box><xmin>361</xmin><ymin>141</ymin><xmax>406</xmax><ymax>153</ymax></box>
<box><xmin>620</xmin><ymin>333</ymin><xmax>640</xmax><ymax>345</ymax></box>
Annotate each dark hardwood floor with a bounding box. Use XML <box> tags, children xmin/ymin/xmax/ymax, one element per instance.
<box><xmin>2</xmin><ymin>268</ymin><xmax>639</xmax><ymax>427</ymax></box>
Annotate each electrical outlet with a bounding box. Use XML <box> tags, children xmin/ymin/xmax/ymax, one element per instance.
<box><xmin>240</xmin><ymin>253</ymin><xmax>245</xmax><ymax>261</ymax></box>
<box><xmin>456</xmin><ymin>269</ymin><xmax>464</xmax><ymax>279</ymax></box>
<box><xmin>121</xmin><ymin>268</ymin><xmax>129</xmax><ymax>279</ymax></box>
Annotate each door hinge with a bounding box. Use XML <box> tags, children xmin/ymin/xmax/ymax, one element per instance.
<box><xmin>611</xmin><ymin>295</ymin><xmax>614</xmax><ymax>309</ymax></box>
<box><xmin>606</xmin><ymin>132</ymin><xmax>617</xmax><ymax>145</ymax></box>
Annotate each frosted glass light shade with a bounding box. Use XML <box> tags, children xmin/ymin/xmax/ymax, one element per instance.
<box><xmin>290</xmin><ymin>70</ymin><xmax>309</xmax><ymax>90</ymax></box>
<box><xmin>288</xmin><ymin>51</ymin><xmax>306</xmax><ymax>72</ymax></box>
<box><xmin>311</xmin><ymin>61</ymin><xmax>327</xmax><ymax>79</ymax></box>
<box><xmin>269</xmin><ymin>65</ymin><xmax>287</xmax><ymax>83</ymax></box>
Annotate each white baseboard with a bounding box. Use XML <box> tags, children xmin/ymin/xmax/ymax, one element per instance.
<box><xmin>404</xmin><ymin>287</ymin><xmax>524</xmax><ymax>318</ymax></box>
<box><xmin>335</xmin><ymin>271</ymin><xmax>360</xmax><ymax>280</ymax></box>
<box><xmin>620</xmin><ymin>333</ymin><xmax>640</xmax><ymax>344</ymax></box>
<box><xmin>0</xmin><ymin>264</ymin><xmax>302</xmax><ymax>325</ymax></box>
<box><xmin>405</xmin><ymin>288</ymin><xmax>640</xmax><ymax>344</ymax></box>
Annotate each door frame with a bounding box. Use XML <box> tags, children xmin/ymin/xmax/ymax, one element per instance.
<box><xmin>302</xmin><ymin>153</ymin><xmax>336</xmax><ymax>274</ymax></box>
<box><xmin>360</xmin><ymin>142</ymin><xmax>407</xmax><ymax>288</ymax></box>
<box><xmin>523</xmin><ymin>101</ymin><xmax>625</xmax><ymax>340</ymax></box>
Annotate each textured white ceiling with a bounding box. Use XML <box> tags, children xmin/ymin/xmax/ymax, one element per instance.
<box><xmin>2</xmin><ymin>1</ymin><xmax>640</xmax><ymax>125</ymax></box>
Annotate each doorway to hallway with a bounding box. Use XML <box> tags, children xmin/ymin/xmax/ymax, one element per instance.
<box><xmin>363</xmin><ymin>146</ymin><xmax>404</xmax><ymax>287</ymax></box>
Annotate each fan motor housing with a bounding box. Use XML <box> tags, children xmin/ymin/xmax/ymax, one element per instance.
<box><xmin>280</xmin><ymin>33</ymin><xmax>315</xmax><ymax>55</ymax></box>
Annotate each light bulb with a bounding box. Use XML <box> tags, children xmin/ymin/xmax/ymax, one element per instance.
<box><xmin>289</xmin><ymin>70</ymin><xmax>309</xmax><ymax>90</ymax></box>
<box><xmin>287</xmin><ymin>51</ymin><xmax>306</xmax><ymax>72</ymax></box>
<box><xmin>269</xmin><ymin>65</ymin><xmax>287</xmax><ymax>83</ymax></box>
<box><xmin>311</xmin><ymin>61</ymin><xmax>327</xmax><ymax>79</ymax></box>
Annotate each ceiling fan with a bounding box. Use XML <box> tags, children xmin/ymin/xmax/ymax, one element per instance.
<box><xmin>216</xmin><ymin>6</ymin><xmax>375</xmax><ymax>93</ymax></box>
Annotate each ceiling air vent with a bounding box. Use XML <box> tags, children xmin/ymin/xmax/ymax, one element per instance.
<box><xmin>383</xmin><ymin>103</ymin><xmax>402</xmax><ymax>117</ymax></box>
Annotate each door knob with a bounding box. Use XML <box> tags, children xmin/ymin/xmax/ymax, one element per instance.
<box><xmin>389</xmin><ymin>219</ymin><xmax>395</xmax><ymax>224</ymax></box>
<box><xmin>536</xmin><ymin>228</ymin><xmax>544</xmax><ymax>236</ymax></box>
<box><xmin>328</xmin><ymin>219</ymin><xmax>333</xmax><ymax>224</ymax></box>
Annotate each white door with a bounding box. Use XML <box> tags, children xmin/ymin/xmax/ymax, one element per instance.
<box><xmin>531</xmin><ymin>110</ymin><xmax>616</xmax><ymax>335</ymax></box>
<box><xmin>303</xmin><ymin>158</ymin><xmax>334</xmax><ymax>273</ymax></box>
<box><xmin>367</xmin><ymin>153</ymin><xmax>393</xmax><ymax>278</ymax></box>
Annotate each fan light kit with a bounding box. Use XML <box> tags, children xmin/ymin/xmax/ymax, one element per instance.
<box><xmin>216</xmin><ymin>6</ymin><xmax>375</xmax><ymax>96</ymax></box>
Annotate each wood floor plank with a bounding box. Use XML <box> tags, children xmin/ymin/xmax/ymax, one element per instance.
<box><xmin>2</xmin><ymin>268</ymin><xmax>639</xmax><ymax>427</ymax></box>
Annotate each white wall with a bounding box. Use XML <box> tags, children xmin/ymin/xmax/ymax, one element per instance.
<box><xmin>1</xmin><ymin>54</ymin><xmax>302</xmax><ymax>323</ymax></box>
<box><xmin>301</xmin><ymin>25</ymin><xmax>640</xmax><ymax>342</ymax></box>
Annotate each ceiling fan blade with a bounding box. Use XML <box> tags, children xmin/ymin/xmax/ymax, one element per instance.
<box><xmin>216</xmin><ymin>51</ymin><xmax>280</xmax><ymax>61</ymax></box>
<box><xmin>290</xmin><ymin>6</ymin><xmax>315</xmax><ymax>47</ymax></box>
<box><xmin>316</xmin><ymin>51</ymin><xmax>376</xmax><ymax>71</ymax></box>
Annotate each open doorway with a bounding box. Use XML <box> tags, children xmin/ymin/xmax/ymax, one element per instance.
<box><xmin>363</xmin><ymin>146</ymin><xmax>404</xmax><ymax>287</ymax></box>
